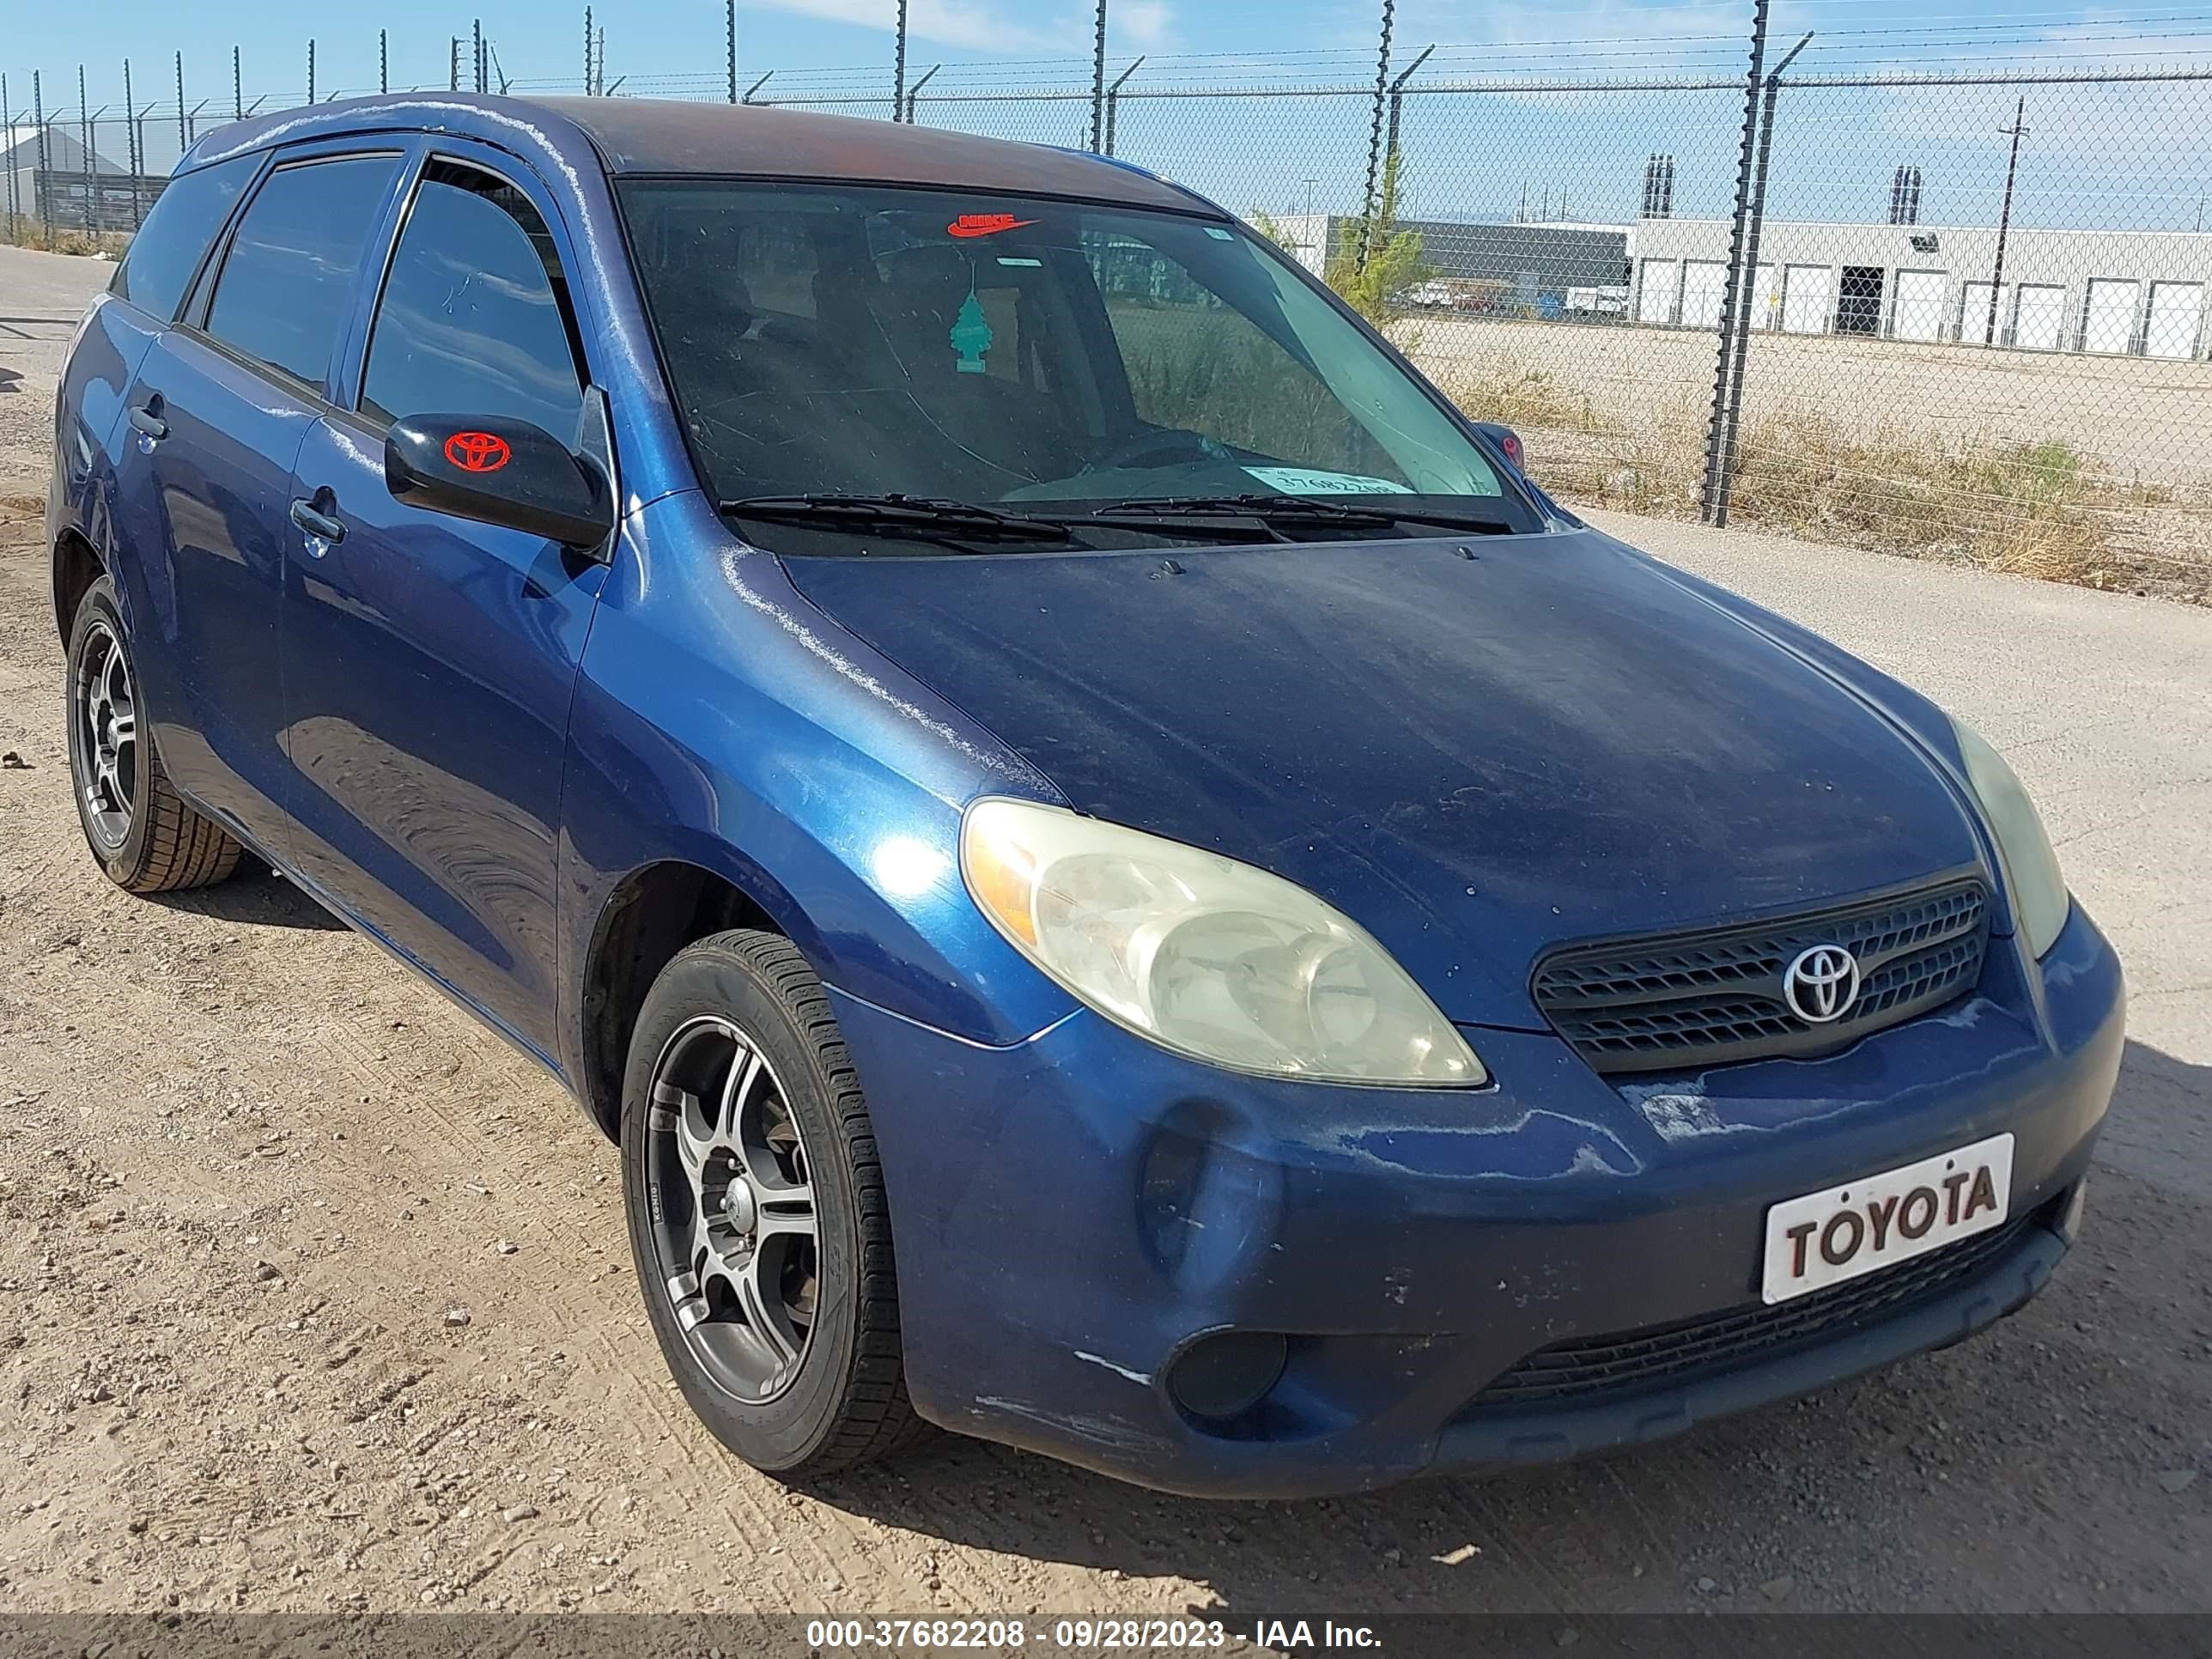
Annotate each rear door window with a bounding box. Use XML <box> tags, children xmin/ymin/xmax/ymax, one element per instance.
<box><xmin>106</xmin><ymin>155</ymin><xmax>259</xmax><ymax>322</ymax></box>
<box><xmin>360</xmin><ymin>161</ymin><xmax>586</xmax><ymax>435</ymax></box>
<box><xmin>203</xmin><ymin>155</ymin><xmax>403</xmax><ymax>391</ymax></box>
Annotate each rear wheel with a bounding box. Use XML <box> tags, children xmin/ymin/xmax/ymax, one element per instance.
<box><xmin>64</xmin><ymin>578</ymin><xmax>243</xmax><ymax>893</ymax></box>
<box><xmin>621</xmin><ymin>928</ymin><xmax>930</xmax><ymax>1475</ymax></box>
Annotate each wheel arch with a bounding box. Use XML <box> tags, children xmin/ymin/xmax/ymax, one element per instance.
<box><xmin>52</xmin><ymin>526</ymin><xmax>107</xmax><ymax>650</ymax></box>
<box><xmin>576</xmin><ymin>856</ymin><xmax>806</xmax><ymax>1139</ymax></box>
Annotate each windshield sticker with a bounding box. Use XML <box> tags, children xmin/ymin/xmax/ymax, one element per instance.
<box><xmin>950</xmin><ymin>289</ymin><xmax>994</xmax><ymax>374</ymax></box>
<box><xmin>995</xmin><ymin>256</ymin><xmax>1043</xmax><ymax>267</ymax></box>
<box><xmin>948</xmin><ymin>213</ymin><xmax>1035</xmax><ymax>239</ymax></box>
<box><xmin>1243</xmin><ymin>466</ymin><xmax>1412</xmax><ymax>495</ymax></box>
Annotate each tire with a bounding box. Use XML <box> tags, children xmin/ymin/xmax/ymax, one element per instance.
<box><xmin>621</xmin><ymin>928</ymin><xmax>931</xmax><ymax>1476</ymax></box>
<box><xmin>64</xmin><ymin>577</ymin><xmax>244</xmax><ymax>894</ymax></box>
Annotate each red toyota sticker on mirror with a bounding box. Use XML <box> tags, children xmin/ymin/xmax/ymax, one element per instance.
<box><xmin>445</xmin><ymin>431</ymin><xmax>512</xmax><ymax>473</ymax></box>
<box><xmin>947</xmin><ymin>213</ymin><xmax>1036</xmax><ymax>239</ymax></box>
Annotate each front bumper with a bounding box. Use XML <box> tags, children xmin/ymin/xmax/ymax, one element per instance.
<box><xmin>834</xmin><ymin>902</ymin><xmax>2124</xmax><ymax>1498</ymax></box>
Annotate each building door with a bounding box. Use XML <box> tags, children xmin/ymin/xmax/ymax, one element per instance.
<box><xmin>2144</xmin><ymin>282</ymin><xmax>2205</xmax><ymax>360</ymax></box>
<box><xmin>1679</xmin><ymin>260</ymin><xmax>1728</xmax><ymax>329</ymax></box>
<box><xmin>1892</xmin><ymin>270</ymin><xmax>1945</xmax><ymax>342</ymax></box>
<box><xmin>1780</xmin><ymin>264</ymin><xmax>1832</xmax><ymax>334</ymax></box>
<box><xmin>1637</xmin><ymin>258</ymin><xmax>1680</xmax><ymax>325</ymax></box>
<box><xmin>2013</xmin><ymin>284</ymin><xmax>2065</xmax><ymax>350</ymax></box>
<box><xmin>1835</xmin><ymin>265</ymin><xmax>1884</xmax><ymax>335</ymax></box>
<box><xmin>2082</xmin><ymin>279</ymin><xmax>2138</xmax><ymax>353</ymax></box>
<box><xmin>1750</xmin><ymin>263</ymin><xmax>1778</xmax><ymax>329</ymax></box>
<box><xmin>1960</xmin><ymin>282</ymin><xmax>2010</xmax><ymax>345</ymax></box>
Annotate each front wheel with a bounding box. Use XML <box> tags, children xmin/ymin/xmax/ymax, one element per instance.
<box><xmin>620</xmin><ymin>928</ymin><xmax>930</xmax><ymax>1476</ymax></box>
<box><xmin>64</xmin><ymin>577</ymin><xmax>243</xmax><ymax>893</ymax></box>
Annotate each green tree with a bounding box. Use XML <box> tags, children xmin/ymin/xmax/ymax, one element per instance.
<box><xmin>1325</xmin><ymin>148</ymin><xmax>1430</xmax><ymax>326</ymax></box>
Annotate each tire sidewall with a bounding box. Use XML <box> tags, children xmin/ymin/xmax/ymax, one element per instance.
<box><xmin>620</xmin><ymin>941</ymin><xmax>866</xmax><ymax>1471</ymax></box>
<box><xmin>64</xmin><ymin>579</ymin><xmax>158</xmax><ymax>888</ymax></box>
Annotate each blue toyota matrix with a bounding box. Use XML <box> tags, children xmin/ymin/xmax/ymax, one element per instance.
<box><xmin>45</xmin><ymin>94</ymin><xmax>2124</xmax><ymax>1497</ymax></box>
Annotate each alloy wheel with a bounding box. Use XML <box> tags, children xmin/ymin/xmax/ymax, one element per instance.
<box><xmin>72</xmin><ymin>618</ymin><xmax>137</xmax><ymax>852</ymax></box>
<box><xmin>643</xmin><ymin>1014</ymin><xmax>820</xmax><ymax>1403</ymax></box>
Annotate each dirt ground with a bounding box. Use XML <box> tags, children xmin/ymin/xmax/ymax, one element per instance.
<box><xmin>1</xmin><ymin>245</ymin><xmax>2209</xmax><ymax>1619</ymax></box>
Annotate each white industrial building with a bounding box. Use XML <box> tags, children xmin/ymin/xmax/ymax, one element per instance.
<box><xmin>1630</xmin><ymin>216</ymin><xmax>2212</xmax><ymax>360</ymax></box>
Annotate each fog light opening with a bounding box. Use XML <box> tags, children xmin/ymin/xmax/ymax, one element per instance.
<box><xmin>1166</xmin><ymin>1331</ymin><xmax>1289</xmax><ymax>1423</ymax></box>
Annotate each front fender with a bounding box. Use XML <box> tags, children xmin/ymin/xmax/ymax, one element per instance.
<box><xmin>554</xmin><ymin>491</ymin><xmax>1082</xmax><ymax>1095</ymax></box>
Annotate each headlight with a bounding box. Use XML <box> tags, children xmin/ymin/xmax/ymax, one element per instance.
<box><xmin>961</xmin><ymin>798</ymin><xmax>1485</xmax><ymax>1086</ymax></box>
<box><xmin>1951</xmin><ymin>720</ymin><xmax>2070</xmax><ymax>958</ymax></box>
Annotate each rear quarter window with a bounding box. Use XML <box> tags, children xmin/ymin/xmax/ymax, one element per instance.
<box><xmin>106</xmin><ymin>155</ymin><xmax>259</xmax><ymax>323</ymax></box>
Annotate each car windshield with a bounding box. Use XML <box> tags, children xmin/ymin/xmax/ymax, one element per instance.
<box><xmin>617</xmin><ymin>179</ymin><xmax>1535</xmax><ymax>547</ymax></box>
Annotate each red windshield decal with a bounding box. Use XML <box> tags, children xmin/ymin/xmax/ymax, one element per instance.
<box><xmin>445</xmin><ymin>431</ymin><xmax>512</xmax><ymax>473</ymax></box>
<box><xmin>947</xmin><ymin>213</ymin><xmax>1036</xmax><ymax>239</ymax></box>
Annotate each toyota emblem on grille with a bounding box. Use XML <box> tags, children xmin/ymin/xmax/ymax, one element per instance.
<box><xmin>1784</xmin><ymin>945</ymin><xmax>1861</xmax><ymax>1024</ymax></box>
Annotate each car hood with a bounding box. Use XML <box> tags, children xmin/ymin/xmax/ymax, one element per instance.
<box><xmin>780</xmin><ymin>530</ymin><xmax>1986</xmax><ymax>1029</ymax></box>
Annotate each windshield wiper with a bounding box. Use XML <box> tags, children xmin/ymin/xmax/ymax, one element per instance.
<box><xmin>1094</xmin><ymin>494</ymin><xmax>1518</xmax><ymax>534</ymax></box>
<box><xmin>719</xmin><ymin>494</ymin><xmax>1075</xmax><ymax>544</ymax></box>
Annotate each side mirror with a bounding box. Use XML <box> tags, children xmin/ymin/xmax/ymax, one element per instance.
<box><xmin>385</xmin><ymin>413</ymin><xmax>614</xmax><ymax>553</ymax></box>
<box><xmin>1472</xmin><ymin>419</ymin><xmax>1525</xmax><ymax>474</ymax></box>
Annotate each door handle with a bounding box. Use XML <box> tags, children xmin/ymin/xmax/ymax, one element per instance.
<box><xmin>289</xmin><ymin>497</ymin><xmax>346</xmax><ymax>546</ymax></box>
<box><xmin>126</xmin><ymin>404</ymin><xmax>168</xmax><ymax>441</ymax></box>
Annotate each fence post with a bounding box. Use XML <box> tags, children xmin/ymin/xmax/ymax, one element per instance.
<box><xmin>76</xmin><ymin>69</ymin><xmax>91</xmax><ymax>238</ymax></box>
<box><xmin>1698</xmin><ymin>0</ymin><xmax>1771</xmax><ymax>524</ymax></box>
<box><xmin>1103</xmin><ymin>56</ymin><xmax>1144</xmax><ymax>156</ymax></box>
<box><xmin>904</xmin><ymin>64</ymin><xmax>940</xmax><ymax>125</ymax></box>
<box><xmin>892</xmin><ymin>0</ymin><xmax>908</xmax><ymax>120</ymax></box>
<box><xmin>1708</xmin><ymin>30</ymin><xmax>1812</xmax><ymax>528</ymax></box>
<box><xmin>1</xmin><ymin>75</ymin><xmax>15</xmax><ymax>244</ymax></box>
<box><xmin>1358</xmin><ymin>0</ymin><xmax>1396</xmax><ymax>270</ymax></box>
<box><xmin>1089</xmin><ymin>1</ymin><xmax>1108</xmax><ymax>152</ymax></box>
<box><xmin>123</xmin><ymin>59</ymin><xmax>142</xmax><ymax>225</ymax></box>
<box><xmin>1383</xmin><ymin>43</ymin><xmax>1433</xmax><ymax>173</ymax></box>
<box><xmin>33</xmin><ymin>71</ymin><xmax>49</xmax><ymax>248</ymax></box>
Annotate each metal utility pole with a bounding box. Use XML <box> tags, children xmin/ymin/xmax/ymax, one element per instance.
<box><xmin>233</xmin><ymin>46</ymin><xmax>242</xmax><ymax>118</ymax></box>
<box><xmin>474</xmin><ymin>19</ymin><xmax>486</xmax><ymax>94</ymax></box>
<box><xmin>583</xmin><ymin>8</ymin><xmax>593</xmax><ymax>92</ymax></box>
<box><xmin>175</xmin><ymin>52</ymin><xmax>186</xmax><ymax>154</ymax></box>
<box><xmin>1706</xmin><ymin>27</ymin><xmax>1812</xmax><ymax>528</ymax></box>
<box><xmin>1088</xmin><ymin>0</ymin><xmax>1108</xmax><ymax>152</ymax></box>
<box><xmin>596</xmin><ymin>29</ymin><xmax>606</xmax><ymax>94</ymax></box>
<box><xmin>1103</xmin><ymin>55</ymin><xmax>1143</xmax><ymax>156</ymax></box>
<box><xmin>1357</xmin><ymin>0</ymin><xmax>1396</xmax><ymax>270</ymax></box>
<box><xmin>307</xmin><ymin>40</ymin><xmax>316</xmax><ymax>105</ymax></box>
<box><xmin>380</xmin><ymin>30</ymin><xmax>389</xmax><ymax>94</ymax></box>
<box><xmin>904</xmin><ymin>64</ymin><xmax>940</xmax><ymax>125</ymax></box>
<box><xmin>726</xmin><ymin>1</ymin><xmax>738</xmax><ymax>101</ymax></box>
<box><xmin>1984</xmin><ymin>96</ymin><xmax>2029</xmax><ymax>347</ymax></box>
<box><xmin>892</xmin><ymin>0</ymin><xmax>908</xmax><ymax>121</ymax></box>
<box><xmin>450</xmin><ymin>37</ymin><xmax>461</xmax><ymax>91</ymax></box>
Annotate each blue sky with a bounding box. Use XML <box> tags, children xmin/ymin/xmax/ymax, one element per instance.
<box><xmin>13</xmin><ymin>0</ymin><xmax>2212</xmax><ymax>109</ymax></box>
<box><xmin>9</xmin><ymin>3</ymin><xmax>2210</xmax><ymax>233</ymax></box>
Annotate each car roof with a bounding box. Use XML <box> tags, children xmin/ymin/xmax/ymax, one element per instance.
<box><xmin>179</xmin><ymin>92</ymin><xmax>1215</xmax><ymax>216</ymax></box>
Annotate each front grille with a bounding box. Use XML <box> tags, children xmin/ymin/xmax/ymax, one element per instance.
<box><xmin>1531</xmin><ymin>878</ymin><xmax>1990</xmax><ymax>1074</ymax></box>
<box><xmin>1467</xmin><ymin>1208</ymin><xmax>2040</xmax><ymax>1414</ymax></box>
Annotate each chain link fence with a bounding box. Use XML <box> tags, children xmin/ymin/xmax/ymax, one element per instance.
<box><xmin>6</xmin><ymin>40</ymin><xmax>2210</xmax><ymax>599</ymax></box>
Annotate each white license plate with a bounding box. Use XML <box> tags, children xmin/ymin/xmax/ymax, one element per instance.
<box><xmin>1760</xmin><ymin>1133</ymin><xmax>2014</xmax><ymax>1305</ymax></box>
